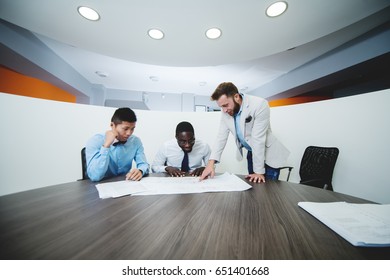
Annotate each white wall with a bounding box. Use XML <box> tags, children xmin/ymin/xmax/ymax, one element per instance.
<box><xmin>0</xmin><ymin>93</ymin><xmax>245</xmax><ymax>197</ymax></box>
<box><xmin>270</xmin><ymin>89</ymin><xmax>390</xmax><ymax>204</ymax></box>
<box><xmin>1</xmin><ymin>90</ymin><xmax>389</xmax><ymax>204</ymax></box>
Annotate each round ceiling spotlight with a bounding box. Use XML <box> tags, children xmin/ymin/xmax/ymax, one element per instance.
<box><xmin>266</xmin><ymin>1</ymin><xmax>288</xmax><ymax>17</ymax></box>
<box><xmin>148</xmin><ymin>29</ymin><xmax>164</xmax><ymax>40</ymax></box>
<box><xmin>77</xmin><ymin>6</ymin><xmax>100</xmax><ymax>21</ymax></box>
<box><xmin>205</xmin><ymin>28</ymin><xmax>222</xmax><ymax>39</ymax></box>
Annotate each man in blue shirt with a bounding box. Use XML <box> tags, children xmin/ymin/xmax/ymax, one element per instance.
<box><xmin>85</xmin><ymin>107</ymin><xmax>149</xmax><ymax>181</ymax></box>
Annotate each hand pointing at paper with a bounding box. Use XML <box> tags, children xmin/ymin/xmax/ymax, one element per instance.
<box><xmin>199</xmin><ymin>160</ymin><xmax>216</xmax><ymax>181</ymax></box>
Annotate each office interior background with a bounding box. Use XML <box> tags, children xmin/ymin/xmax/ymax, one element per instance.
<box><xmin>1</xmin><ymin>1</ymin><xmax>390</xmax><ymax>203</ymax></box>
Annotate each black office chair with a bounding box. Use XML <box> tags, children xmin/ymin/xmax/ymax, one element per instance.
<box><xmin>276</xmin><ymin>166</ymin><xmax>293</xmax><ymax>181</ymax></box>
<box><xmin>299</xmin><ymin>146</ymin><xmax>339</xmax><ymax>191</ymax></box>
<box><xmin>80</xmin><ymin>147</ymin><xmax>89</xmax><ymax>180</ymax></box>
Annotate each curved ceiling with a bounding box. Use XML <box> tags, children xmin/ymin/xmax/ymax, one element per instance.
<box><xmin>1</xmin><ymin>0</ymin><xmax>390</xmax><ymax>96</ymax></box>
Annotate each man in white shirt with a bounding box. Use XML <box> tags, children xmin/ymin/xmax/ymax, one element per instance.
<box><xmin>152</xmin><ymin>121</ymin><xmax>211</xmax><ymax>177</ymax></box>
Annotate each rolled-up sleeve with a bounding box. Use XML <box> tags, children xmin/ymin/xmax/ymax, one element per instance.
<box><xmin>151</xmin><ymin>145</ymin><xmax>168</xmax><ymax>173</ymax></box>
<box><xmin>86</xmin><ymin>135</ymin><xmax>110</xmax><ymax>182</ymax></box>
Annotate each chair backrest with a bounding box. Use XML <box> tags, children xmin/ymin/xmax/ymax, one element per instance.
<box><xmin>299</xmin><ymin>146</ymin><xmax>339</xmax><ymax>190</ymax></box>
<box><xmin>81</xmin><ymin>147</ymin><xmax>88</xmax><ymax>180</ymax></box>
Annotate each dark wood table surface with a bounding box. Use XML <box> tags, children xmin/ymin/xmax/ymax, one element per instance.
<box><xmin>1</xmin><ymin>174</ymin><xmax>389</xmax><ymax>260</ymax></box>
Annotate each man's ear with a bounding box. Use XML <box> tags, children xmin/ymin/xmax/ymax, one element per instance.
<box><xmin>233</xmin><ymin>93</ymin><xmax>241</xmax><ymax>102</ymax></box>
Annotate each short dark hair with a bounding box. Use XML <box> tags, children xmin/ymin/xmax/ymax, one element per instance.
<box><xmin>211</xmin><ymin>82</ymin><xmax>239</xmax><ymax>101</ymax></box>
<box><xmin>175</xmin><ymin>121</ymin><xmax>194</xmax><ymax>136</ymax></box>
<box><xmin>111</xmin><ymin>107</ymin><xmax>137</xmax><ymax>124</ymax></box>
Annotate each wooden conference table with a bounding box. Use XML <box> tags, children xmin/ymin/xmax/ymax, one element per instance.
<box><xmin>1</xmin><ymin>174</ymin><xmax>389</xmax><ymax>260</ymax></box>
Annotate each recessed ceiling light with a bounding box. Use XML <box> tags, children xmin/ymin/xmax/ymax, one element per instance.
<box><xmin>149</xmin><ymin>76</ymin><xmax>159</xmax><ymax>82</ymax></box>
<box><xmin>199</xmin><ymin>81</ymin><xmax>207</xmax><ymax>86</ymax></box>
<box><xmin>266</xmin><ymin>1</ymin><xmax>288</xmax><ymax>17</ymax></box>
<box><xmin>206</xmin><ymin>28</ymin><xmax>222</xmax><ymax>39</ymax></box>
<box><xmin>77</xmin><ymin>6</ymin><xmax>100</xmax><ymax>21</ymax></box>
<box><xmin>148</xmin><ymin>29</ymin><xmax>164</xmax><ymax>40</ymax></box>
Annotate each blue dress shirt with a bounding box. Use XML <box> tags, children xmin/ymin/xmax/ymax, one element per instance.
<box><xmin>86</xmin><ymin>133</ymin><xmax>149</xmax><ymax>181</ymax></box>
<box><xmin>234</xmin><ymin>95</ymin><xmax>252</xmax><ymax>152</ymax></box>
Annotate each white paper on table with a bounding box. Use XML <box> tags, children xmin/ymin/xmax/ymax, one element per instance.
<box><xmin>95</xmin><ymin>180</ymin><xmax>149</xmax><ymax>198</ymax></box>
<box><xmin>95</xmin><ymin>172</ymin><xmax>252</xmax><ymax>198</ymax></box>
<box><xmin>132</xmin><ymin>172</ymin><xmax>251</xmax><ymax>196</ymax></box>
<box><xmin>298</xmin><ymin>201</ymin><xmax>390</xmax><ymax>247</ymax></box>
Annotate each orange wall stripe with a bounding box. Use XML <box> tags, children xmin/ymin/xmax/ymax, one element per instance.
<box><xmin>0</xmin><ymin>66</ymin><xmax>76</xmax><ymax>103</ymax></box>
<box><xmin>269</xmin><ymin>96</ymin><xmax>331</xmax><ymax>107</ymax></box>
<box><xmin>1</xmin><ymin>65</ymin><xmax>331</xmax><ymax>107</ymax></box>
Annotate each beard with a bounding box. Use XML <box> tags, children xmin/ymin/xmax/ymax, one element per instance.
<box><xmin>233</xmin><ymin>99</ymin><xmax>241</xmax><ymax>115</ymax></box>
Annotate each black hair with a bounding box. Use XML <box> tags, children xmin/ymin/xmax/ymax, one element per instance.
<box><xmin>111</xmin><ymin>107</ymin><xmax>137</xmax><ymax>124</ymax></box>
<box><xmin>175</xmin><ymin>121</ymin><xmax>194</xmax><ymax>135</ymax></box>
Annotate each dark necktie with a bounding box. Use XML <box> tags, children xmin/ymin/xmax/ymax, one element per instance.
<box><xmin>113</xmin><ymin>141</ymin><xmax>126</xmax><ymax>146</ymax></box>
<box><xmin>181</xmin><ymin>152</ymin><xmax>190</xmax><ymax>172</ymax></box>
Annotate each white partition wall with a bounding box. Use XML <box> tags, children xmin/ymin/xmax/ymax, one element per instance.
<box><xmin>1</xmin><ymin>90</ymin><xmax>389</xmax><ymax>203</ymax></box>
<box><xmin>270</xmin><ymin>89</ymin><xmax>390</xmax><ymax>204</ymax></box>
<box><xmin>0</xmin><ymin>93</ymin><xmax>246</xmax><ymax>197</ymax></box>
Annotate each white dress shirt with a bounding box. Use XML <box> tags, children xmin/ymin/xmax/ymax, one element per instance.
<box><xmin>151</xmin><ymin>138</ymin><xmax>211</xmax><ymax>173</ymax></box>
